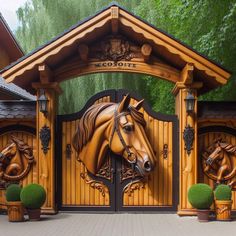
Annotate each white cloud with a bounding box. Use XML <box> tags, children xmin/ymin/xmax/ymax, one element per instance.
<box><xmin>0</xmin><ymin>0</ymin><xmax>29</xmax><ymax>31</ymax></box>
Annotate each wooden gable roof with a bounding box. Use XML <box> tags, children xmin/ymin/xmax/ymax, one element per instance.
<box><xmin>0</xmin><ymin>14</ymin><xmax>24</xmax><ymax>64</ymax></box>
<box><xmin>0</xmin><ymin>3</ymin><xmax>231</xmax><ymax>94</ymax></box>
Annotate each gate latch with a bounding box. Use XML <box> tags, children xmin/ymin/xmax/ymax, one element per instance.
<box><xmin>161</xmin><ymin>144</ymin><xmax>168</xmax><ymax>159</ymax></box>
<box><xmin>66</xmin><ymin>144</ymin><xmax>72</xmax><ymax>159</ymax></box>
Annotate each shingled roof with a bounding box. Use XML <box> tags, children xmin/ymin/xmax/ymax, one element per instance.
<box><xmin>0</xmin><ymin>100</ymin><xmax>36</xmax><ymax>119</ymax></box>
<box><xmin>0</xmin><ymin>76</ymin><xmax>36</xmax><ymax>100</ymax></box>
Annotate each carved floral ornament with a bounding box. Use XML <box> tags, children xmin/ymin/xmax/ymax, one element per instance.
<box><xmin>87</xmin><ymin>36</ymin><xmax>151</xmax><ymax>62</ymax></box>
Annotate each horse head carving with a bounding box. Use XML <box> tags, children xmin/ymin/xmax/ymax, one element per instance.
<box><xmin>0</xmin><ymin>135</ymin><xmax>35</xmax><ymax>183</ymax></box>
<box><xmin>202</xmin><ymin>138</ymin><xmax>236</xmax><ymax>186</ymax></box>
<box><xmin>73</xmin><ymin>95</ymin><xmax>156</xmax><ymax>176</ymax></box>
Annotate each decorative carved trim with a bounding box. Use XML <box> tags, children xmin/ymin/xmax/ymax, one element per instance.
<box><xmin>120</xmin><ymin>160</ymin><xmax>140</xmax><ymax>183</ymax></box>
<box><xmin>123</xmin><ymin>179</ymin><xmax>145</xmax><ymax>196</ymax></box>
<box><xmin>183</xmin><ymin>125</ymin><xmax>194</xmax><ymax>155</ymax></box>
<box><xmin>91</xmin><ymin>36</ymin><xmax>138</xmax><ymax>62</ymax></box>
<box><xmin>39</xmin><ymin>125</ymin><xmax>51</xmax><ymax>154</ymax></box>
<box><xmin>80</xmin><ymin>172</ymin><xmax>108</xmax><ymax>197</ymax></box>
<box><xmin>96</xmin><ymin>156</ymin><xmax>112</xmax><ymax>181</ymax></box>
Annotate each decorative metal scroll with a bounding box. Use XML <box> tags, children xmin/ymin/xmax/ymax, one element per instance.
<box><xmin>183</xmin><ymin>125</ymin><xmax>194</xmax><ymax>155</ymax></box>
<box><xmin>160</xmin><ymin>144</ymin><xmax>169</xmax><ymax>159</ymax></box>
<box><xmin>39</xmin><ymin>125</ymin><xmax>51</xmax><ymax>154</ymax></box>
<box><xmin>0</xmin><ymin>136</ymin><xmax>35</xmax><ymax>189</ymax></box>
<box><xmin>80</xmin><ymin>172</ymin><xmax>109</xmax><ymax>197</ymax></box>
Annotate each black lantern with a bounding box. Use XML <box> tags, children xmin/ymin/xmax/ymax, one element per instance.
<box><xmin>38</xmin><ymin>89</ymin><xmax>49</xmax><ymax>116</ymax></box>
<box><xmin>185</xmin><ymin>90</ymin><xmax>195</xmax><ymax>115</ymax></box>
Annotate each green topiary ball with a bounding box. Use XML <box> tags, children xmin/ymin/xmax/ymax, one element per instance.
<box><xmin>5</xmin><ymin>184</ymin><xmax>22</xmax><ymax>202</ymax></box>
<box><xmin>215</xmin><ymin>184</ymin><xmax>232</xmax><ymax>200</ymax></box>
<box><xmin>20</xmin><ymin>184</ymin><xmax>46</xmax><ymax>209</ymax></box>
<box><xmin>188</xmin><ymin>183</ymin><xmax>214</xmax><ymax>209</ymax></box>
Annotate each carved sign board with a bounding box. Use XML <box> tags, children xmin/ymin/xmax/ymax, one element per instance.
<box><xmin>94</xmin><ymin>61</ymin><xmax>136</xmax><ymax>68</ymax></box>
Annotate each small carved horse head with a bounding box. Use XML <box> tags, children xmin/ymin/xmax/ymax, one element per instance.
<box><xmin>73</xmin><ymin>95</ymin><xmax>156</xmax><ymax>176</ymax></box>
<box><xmin>0</xmin><ymin>136</ymin><xmax>34</xmax><ymax>181</ymax></box>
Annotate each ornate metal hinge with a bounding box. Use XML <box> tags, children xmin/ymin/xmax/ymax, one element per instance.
<box><xmin>183</xmin><ymin>124</ymin><xmax>194</xmax><ymax>156</ymax></box>
<box><xmin>39</xmin><ymin>125</ymin><xmax>51</xmax><ymax>154</ymax></box>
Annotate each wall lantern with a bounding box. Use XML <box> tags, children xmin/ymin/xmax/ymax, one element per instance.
<box><xmin>185</xmin><ymin>90</ymin><xmax>195</xmax><ymax>115</ymax></box>
<box><xmin>38</xmin><ymin>89</ymin><xmax>49</xmax><ymax>116</ymax></box>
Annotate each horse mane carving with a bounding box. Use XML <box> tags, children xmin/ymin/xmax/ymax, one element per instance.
<box><xmin>73</xmin><ymin>103</ymin><xmax>113</xmax><ymax>153</ymax></box>
<box><xmin>72</xmin><ymin>95</ymin><xmax>154</xmax><ymax>176</ymax></box>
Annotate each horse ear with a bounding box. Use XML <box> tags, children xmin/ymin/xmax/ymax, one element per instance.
<box><xmin>133</xmin><ymin>99</ymin><xmax>144</xmax><ymax>111</ymax></box>
<box><xmin>117</xmin><ymin>94</ymin><xmax>131</xmax><ymax>112</ymax></box>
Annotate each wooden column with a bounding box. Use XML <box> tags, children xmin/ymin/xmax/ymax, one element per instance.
<box><xmin>173</xmin><ymin>64</ymin><xmax>203</xmax><ymax>215</ymax></box>
<box><xmin>33</xmin><ymin>73</ymin><xmax>61</xmax><ymax>213</ymax></box>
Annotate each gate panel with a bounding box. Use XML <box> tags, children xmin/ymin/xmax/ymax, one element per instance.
<box><xmin>57</xmin><ymin>90</ymin><xmax>179</xmax><ymax>211</ymax></box>
<box><xmin>57</xmin><ymin>90</ymin><xmax>116</xmax><ymax>210</ymax></box>
<box><xmin>116</xmin><ymin>92</ymin><xmax>178</xmax><ymax>210</ymax></box>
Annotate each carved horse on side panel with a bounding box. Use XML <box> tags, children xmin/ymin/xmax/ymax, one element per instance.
<box><xmin>0</xmin><ymin>136</ymin><xmax>35</xmax><ymax>183</ymax></box>
<box><xmin>73</xmin><ymin>95</ymin><xmax>156</xmax><ymax>177</ymax></box>
<box><xmin>202</xmin><ymin>139</ymin><xmax>236</xmax><ymax>186</ymax></box>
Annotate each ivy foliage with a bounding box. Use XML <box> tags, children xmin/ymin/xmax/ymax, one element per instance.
<box><xmin>15</xmin><ymin>0</ymin><xmax>236</xmax><ymax>114</ymax></box>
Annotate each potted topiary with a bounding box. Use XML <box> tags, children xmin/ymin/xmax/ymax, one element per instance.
<box><xmin>5</xmin><ymin>184</ymin><xmax>24</xmax><ymax>222</ymax></box>
<box><xmin>214</xmin><ymin>184</ymin><xmax>232</xmax><ymax>221</ymax></box>
<box><xmin>188</xmin><ymin>183</ymin><xmax>214</xmax><ymax>222</ymax></box>
<box><xmin>20</xmin><ymin>183</ymin><xmax>46</xmax><ymax>221</ymax></box>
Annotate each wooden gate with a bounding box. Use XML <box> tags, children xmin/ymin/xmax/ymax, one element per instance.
<box><xmin>57</xmin><ymin>90</ymin><xmax>179</xmax><ymax>211</ymax></box>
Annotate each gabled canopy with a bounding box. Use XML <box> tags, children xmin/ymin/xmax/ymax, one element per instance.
<box><xmin>0</xmin><ymin>3</ymin><xmax>231</xmax><ymax>94</ymax></box>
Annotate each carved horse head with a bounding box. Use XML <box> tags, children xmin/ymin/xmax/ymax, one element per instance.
<box><xmin>202</xmin><ymin>138</ymin><xmax>236</xmax><ymax>183</ymax></box>
<box><xmin>0</xmin><ymin>136</ymin><xmax>34</xmax><ymax>181</ymax></box>
<box><xmin>73</xmin><ymin>95</ymin><xmax>156</xmax><ymax>176</ymax></box>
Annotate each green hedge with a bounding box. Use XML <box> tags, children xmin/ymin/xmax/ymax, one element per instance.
<box><xmin>215</xmin><ymin>184</ymin><xmax>232</xmax><ymax>200</ymax></box>
<box><xmin>20</xmin><ymin>184</ymin><xmax>46</xmax><ymax>209</ymax></box>
<box><xmin>5</xmin><ymin>184</ymin><xmax>22</xmax><ymax>202</ymax></box>
<box><xmin>188</xmin><ymin>183</ymin><xmax>214</xmax><ymax>209</ymax></box>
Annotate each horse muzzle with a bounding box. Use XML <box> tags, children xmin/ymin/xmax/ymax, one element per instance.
<box><xmin>135</xmin><ymin>154</ymin><xmax>155</xmax><ymax>176</ymax></box>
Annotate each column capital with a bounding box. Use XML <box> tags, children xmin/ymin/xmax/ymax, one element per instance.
<box><xmin>172</xmin><ymin>81</ymin><xmax>203</xmax><ymax>96</ymax></box>
<box><xmin>32</xmin><ymin>82</ymin><xmax>62</xmax><ymax>94</ymax></box>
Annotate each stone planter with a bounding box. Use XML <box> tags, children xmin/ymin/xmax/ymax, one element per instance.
<box><xmin>196</xmin><ymin>209</ymin><xmax>210</xmax><ymax>222</ymax></box>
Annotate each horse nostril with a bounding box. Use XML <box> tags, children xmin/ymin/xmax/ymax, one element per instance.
<box><xmin>144</xmin><ymin>161</ymin><xmax>151</xmax><ymax>171</ymax></box>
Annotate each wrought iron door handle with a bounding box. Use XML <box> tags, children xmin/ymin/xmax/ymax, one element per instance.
<box><xmin>66</xmin><ymin>144</ymin><xmax>72</xmax><ymax>159</ymax></box>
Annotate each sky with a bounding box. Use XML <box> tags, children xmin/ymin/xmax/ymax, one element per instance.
<box><xmin>0</xmin><ymin>0</ymin><xmax>28</xmax><ymax>31</ymax></box>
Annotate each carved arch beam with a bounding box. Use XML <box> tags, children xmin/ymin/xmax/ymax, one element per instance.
<box><xmin>54</xmin><ymin>60</ymin><xmax>180</xmax><ymax>83</ymax></box>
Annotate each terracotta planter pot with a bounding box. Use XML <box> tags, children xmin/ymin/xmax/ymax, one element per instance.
<box><xmin>27</xmin><ymin>208</ymin><xmax>41</xmax><ymax>221</ymax></box>
<box><xmin>7</xmin><ymin>201</ymin><xmax>24</xmax><ymax>222</ymax></box>
<box><xmin>215</xmin><ymin>200</ymin><xmax>232</xmax><ymax>221</ymax></box>
<box><xmin>196</xmin><ymin>209</ymin><xmax>210</xmax><ymax>222</ymax></box>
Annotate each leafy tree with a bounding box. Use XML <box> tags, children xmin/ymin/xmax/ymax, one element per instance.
<box><xmin>15</xmin><ymin>0</ymin><xmax>236</xmax><ymax>114</ymax></box>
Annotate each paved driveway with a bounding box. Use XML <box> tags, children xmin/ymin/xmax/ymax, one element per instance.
<box><xmin>0</xmin><ymin>213</ymin><xmax>235</xmax><ymax>236</ymax></box>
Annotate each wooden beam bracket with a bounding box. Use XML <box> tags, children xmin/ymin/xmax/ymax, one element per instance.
<box><xmin>38</xmin><ymin>63</ymin><xmax>53</xmax><ymax>84</ymax></box>
<box><xmin>181</xmin><ymin>63</ymin><xmax>194</xmax><ymax>85</ymax></box>
<box><xmin>141</xmin><ymin>44</ymin><xmax>152</xmax><ymax>63</ymax></box>
<box><xmin>78</xmin><ymin>44</ymin><xmax>89</xmax><ymax>63</ymax></box>
<box><xmin>111</xmin><ymin>6</ymin><xmax>119</xmax><ymax>34</ymax></box>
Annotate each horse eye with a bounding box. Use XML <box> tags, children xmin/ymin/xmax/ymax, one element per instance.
<box><xmin>123</xmin><ymin>125</ymin><xmax>133</xmax><ymax>132</ymax></box>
